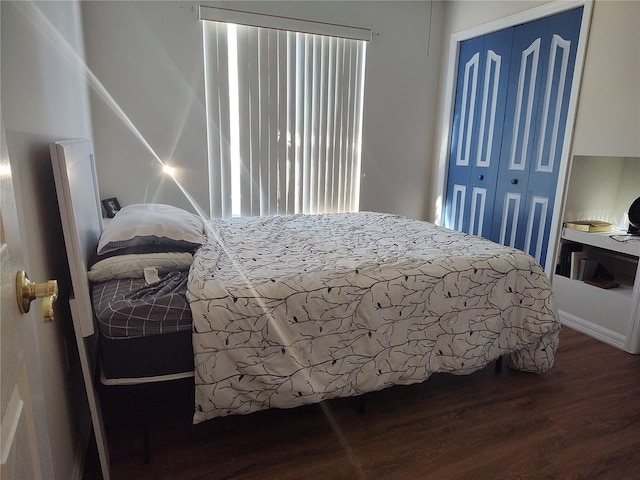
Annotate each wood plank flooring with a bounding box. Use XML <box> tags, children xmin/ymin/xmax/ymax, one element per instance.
<box><xmin>83</xmin><ymin>327</ymin><xmax>640</xmax><ymax>479</ymax></box>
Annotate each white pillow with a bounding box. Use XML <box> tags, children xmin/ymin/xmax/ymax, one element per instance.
<box><xmin>87</xmin><ymin>252</ymin><xmax>194</xmax><ymax>282</ymax></box>
<box><xmin>97</xmin><ymin>203</ymin><xmax>205</xmax><ymax>254</ymax></box>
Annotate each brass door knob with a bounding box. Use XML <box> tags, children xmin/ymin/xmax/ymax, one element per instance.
<box><xmin>16</xmin><ymin>271</ymin><xmax>58</xmax><ymax>322</ymax></box>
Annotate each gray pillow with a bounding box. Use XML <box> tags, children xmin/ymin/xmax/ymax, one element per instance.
<box><xmin>97</xmin><ymin>203</ymin><xmax>205</xmax><ymax>254</ymax></box>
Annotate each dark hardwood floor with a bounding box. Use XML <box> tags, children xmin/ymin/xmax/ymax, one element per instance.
<box><xmin>83</xmin><ymin>327</ymin><xmax>640</xmax><ymax>479</ymax></box>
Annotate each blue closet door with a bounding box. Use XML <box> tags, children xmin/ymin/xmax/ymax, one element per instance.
<box><xmin>445</xmin><ymin>7</ymin><xmax>583</xmax><ymax>268</ymax></box>
<box><xmin>444</xmin><ymin>29</ymin><xmax>513</xmax><ymax>236</ymax></box>
<box><xmin>491</xmin><ymin>7</ymin><xmax>583</xmax><ymax>267</ymax></box>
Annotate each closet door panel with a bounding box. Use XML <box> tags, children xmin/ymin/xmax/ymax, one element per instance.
<box><xmin>491</xmin><ymin>18</ymin><xmax>546</xmax><ymax>248</ymax></box>
<box><xmin>491</xmin><ymin>7</ymin><xmax>583</xmax><ymax>266</ymax></box>
<box><xmin>445</xmin><ymin>29</ymin><xmax>513</xmax><ymax>236</ymax></box>
<box><xmin>445</xmin><ymin>36</ymin><xmax>483</xmax><ymax>234</ymax></box>
<box><xmin>524</xmin><ymin>7</ymin><xmax>583</xmax><ymax>262</ymax></box>
<box><xmin>469</xmin><ymin>29</ymin><xmax>514</xmax><ymax>236</ymax></box>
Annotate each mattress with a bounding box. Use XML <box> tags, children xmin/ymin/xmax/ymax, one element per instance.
<box><xmin>91</xmin><ymin>271</ymin><xmax>194</xmax><ymax>381</ymax></box>
<box><xmin>92</xmin><ymin>271</ymin><xmax>192</xmax><ymax>339</ymax></box>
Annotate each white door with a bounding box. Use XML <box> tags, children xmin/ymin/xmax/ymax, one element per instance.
<box><xmin>0</xmin><ymin>119</ymin><xmax>55</xmax><ymax>476</ymax></box>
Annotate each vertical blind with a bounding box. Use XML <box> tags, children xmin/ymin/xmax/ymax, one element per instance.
<box><xmin>201</xmin><ymin>7</ymin><xmax>369</xmax><ymax>218</ymax></box>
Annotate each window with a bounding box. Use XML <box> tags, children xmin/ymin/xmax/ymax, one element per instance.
<box><xmin>201</xmin><ymin>7</ymin><xmax>370</xmax><ymax>218</ymax></box>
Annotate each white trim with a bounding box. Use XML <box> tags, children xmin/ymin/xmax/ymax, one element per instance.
<box><xmin>435</xmin><ymin>0</ymin><xmax>594</xmax><ymax>277</ymax></box>
<box><xmin>476</xmin><ymin>50</ymin><xmax>501</xmax><ymax>168</ymax></box>
<box><xmin>536</xmin><ymin>34</ymin><xmax>571</xmax><ymax>174</ymax></box>
<box><xmin>448</xmin><ymin>1</ymin><xmax>590</xmax><ymax>43</ymax></box>
<box><xmin>451</xmin><ymin>184</ymin><xmax>466</xmax><ymax>231</ymax></box>
<box><xmin>199</xmin><ymin>5</ymin><xmax>372</xmax><ymax>41</ymax></box>
<box><xmin>559</xmin><ymin>310</ymin><xmax>627</xmax><ymax>351</ymax></box>
<box><xmin>470</xmin><ymin>187</ymin><xmax>487</xmax><ymax>236</ymax></box>
<box><xmin>524</xmin><ymin>195</ymin><xmax>549</xmax><ymax>262</ymax></box>
<box><xmin>457</xmin><ymin>53</ymin><xmax>479</xmax><ymax>167</ymax></box>
<box><xmin>623</xmin><ymin>265</ymin><xmax>640</xmax><ymax>354</ymax></box>
<box><xmin>100</xmin><ymin>368</ymin><xmax>195</xmax><ymax>386</ymax></box>
<box><xmin>509</xmin><ymin>38</ymin><xmax>540</xmax><ymax>172</ymax></box>
<box><xmin>500</xmin><ymin>192</ymin><xmax>520</xmax><ymax>247</ymax></box>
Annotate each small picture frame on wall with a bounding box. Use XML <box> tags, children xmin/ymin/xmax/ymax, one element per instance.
<box><xmin>102</xmin><ymin>197</ymin><xmax>121</xmax><ymax>218</ymax></box>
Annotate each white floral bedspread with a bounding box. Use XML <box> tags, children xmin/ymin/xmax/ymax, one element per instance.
<box><xmin>187</xmin><ymin>212</ymin><xmax>559</xmax><ymax>424</ymax></box>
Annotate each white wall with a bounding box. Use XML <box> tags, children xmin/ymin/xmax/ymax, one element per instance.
<box><xmin>572</xmin><ymin>0</ymin><xmax>640</xmax><ymax>157</ymax></box>
<box><xmin>82</xmin><ymin>1</ymin><xmax>444</xmax><ymax>220</ymax></box>
<box><xmin>82</xmin><ymin>1</ymin><xmax>207</xmax><ymax>215</ymax></box>
<box><xmin>1</xmin><ymin>1</ymin><xmax>93</xmax><ymax>478</ymax></box>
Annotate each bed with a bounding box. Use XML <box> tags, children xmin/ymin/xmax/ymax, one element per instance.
<box><xmin>51</xmin><ymin>139</ymin><xmax>560</xmax><ymax>479</ymax></box>
<box><xmin>188</xmin><ymin>212</ymin><xmax>559</xmax><ymax>423</ymax></box>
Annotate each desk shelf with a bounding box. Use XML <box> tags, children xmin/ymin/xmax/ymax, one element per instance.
<box><xmin>561</xmin><ymin>228</ymin><xmax>640</xmax><ymax>257</ymax></box>
<box><xmin>553</xmin><ymin>228</ymin><xmax>640</xmax><ymax>354</ymax></box>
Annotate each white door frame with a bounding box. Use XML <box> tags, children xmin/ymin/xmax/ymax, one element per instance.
<box><xmin>433</xmin><ymin>0</ymin><xmax>593</xmax><ymax>275</ymax></box>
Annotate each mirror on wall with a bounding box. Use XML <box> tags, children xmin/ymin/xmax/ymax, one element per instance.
<box><xmin>564</xmin><ymin>155</ymin><xmax>640</xmax><ymax>230</ymax></box>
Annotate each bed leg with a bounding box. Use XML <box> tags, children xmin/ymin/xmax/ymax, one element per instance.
<box><xmin>494</xmin><ymin>356</ymin><xmax>503</xmax><ymax>373</ymax></box>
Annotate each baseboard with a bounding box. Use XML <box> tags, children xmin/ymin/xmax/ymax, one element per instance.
<box><xmin>559</xmin><ymin>310</ymin><xmax>627</xmax><ymax>351</ymax></box>
<box><xmin>70</xmin><ymin>411</ymin><xmax>93</xmax><ymax>480</ymax></box>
